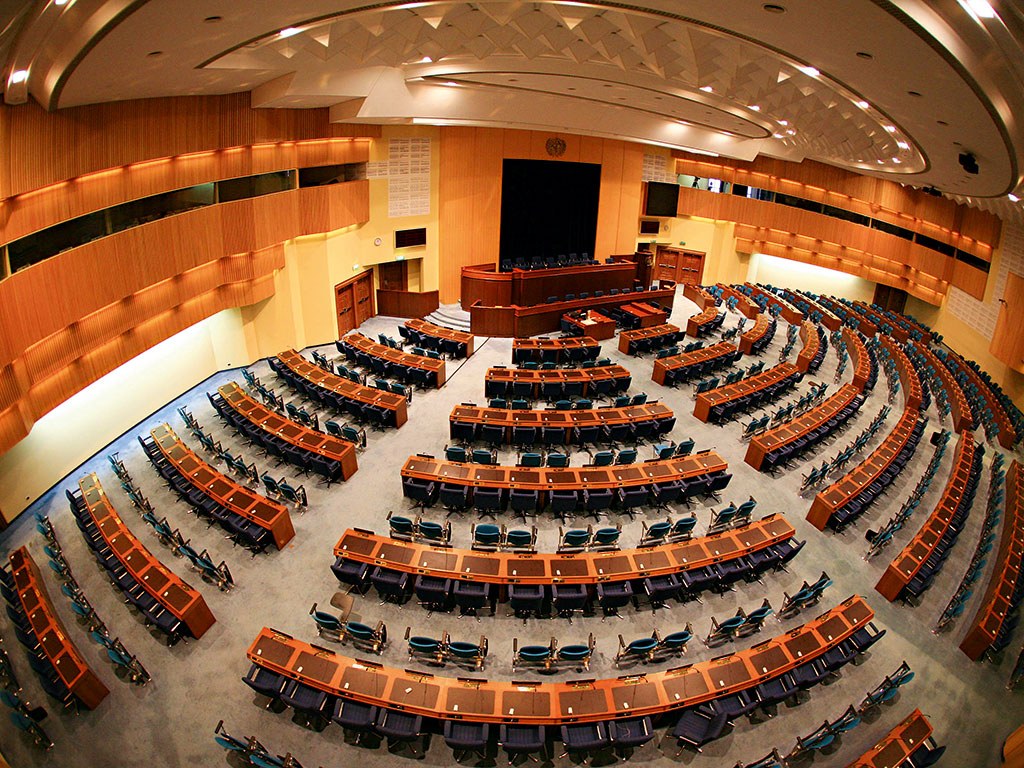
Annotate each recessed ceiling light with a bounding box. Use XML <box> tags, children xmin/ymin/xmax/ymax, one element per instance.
<box><xmin>877</xmin><ymin>160</ymin><xmax>885</xmax><ymax>164</ymax></box>
<box><xmin>147</xmin><ymin>50</ymin><xmax>164</xmax><ymax>57</ymax></box>
<box><xmin>763</xmin><ymin>4</ymin><xmax>786</xmax><ymax>13</ymax></box>
<box><xmin>748</xmin><ymin>105</ymin><xmax>761</xmax><ymax>111</ymax></box>
<box><xmin>417</xmin><ymin>56</ymin><xmax>433</xmax><ymax>63</ymax></box>
<box><xmin>777</xmin><ymin>119</ymin><xmax>788</xmax><ymax>126</ymax></box>
<box><xmin>786</xmin><ymin>129</ymin><xmax>795</xmax><ymax>135</ymax></box>
<box><xmin>1009</xmin><ymin>194</ymin><xmax>1020</xmax><ymax>202</ymax></box>
<box><xmin>892</xmin><ymin>157</ymin><xmax>902</xmax><ymax>163</ymax></box>
<box><xmin>700</xmin><ymin>85</ymin><xmax>713</xmax><ymax>92</ymax></box>
<box><xmin>856</xmin><ymin>100</ymin><xmax>870</xmax><ymax>109</ymax></box>
<box><xmin>798</xmin><ymin>65</ymin><xmax>820</xmax><ymax>77</ymax></box>
<box><xmin>203</xmin><ymin>15</ymin><xmax>222</xmax><ymax>23</ymax></box>
<box><xmin>443</xmin><ymin>81</ymin><xmax>457</xmax><ymax>86</ymax></box>
<box><xmin>53</xmin><ymin>0</ymin><xmax>69</xmax><ymax>5</ymax></box>
<box><xmin>856</xmin><ymin>51</ymin><xmax>874</xmax><ymax>60</ymax></box>
<box><xmin>908</xmin><ymin>90</ymin><xmax>922</xmax><ymax>97</ymax></box>
<box><xmin>884</xmin><ymin>125</ymin><xmax>896</xmax><ymax>133</ymax></box>
<box><xmin>773</xmin><ymin>133</ymin><xmax>784</xmax><ymax>138</ymax></box>
<box><xmin>9</xmin><ymin>70</ymin><xmax>28</xmax><ymax>84</ymax></box>
<box><xmin>279</xmin><ymin>27</ymin><xmax>301</xmax><ymax>38</ymax></box>
<box><xmin>897</xmin><ymin>141</ymin><xmax>909</xmax><ymax>149</ymax></box>
<box><xmin>958</xmin><ymin>0</ymin><xmax>996</xmax><ymax>19</ymax></box>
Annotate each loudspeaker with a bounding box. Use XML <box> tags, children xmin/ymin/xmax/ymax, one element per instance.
<box><xmin>958</xmin><ymin>152</ymin><xmax>979</xmax><ymax>175</ymax></box>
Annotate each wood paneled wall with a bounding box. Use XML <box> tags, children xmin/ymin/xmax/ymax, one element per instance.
<box><xmin>992</xmin><ymin>272</ymin><xmax>1024</xmax><ymax>375</ymax></box>
<box><xmin>438</xmin><ymin>127</ymin><xmax>643</xmax><ymax>304</ymax></box>
<box><xmin>673</xmin><ymin>151</ymin><xmax>1001</xmax><ymax>260</ymax></box>
<box><xmin>0</xmin><ymin>181</ymin><xmax>369</xmax><ymax>454</ymax></box>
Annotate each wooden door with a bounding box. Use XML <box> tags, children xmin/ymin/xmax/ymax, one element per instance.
<box><xmin>378</xmin><ymin>261</ymin><xmax>408</xmax><ymax>291</ymax></box>
<box><xmin>336</xmin><ymin>284</ymin><xmax>355</xmax><ymax>336</ymax></box>
<box><xmin>354</xmin><ymin>272</ymin><xmax>374</xmax><ymax>325</ymax></box>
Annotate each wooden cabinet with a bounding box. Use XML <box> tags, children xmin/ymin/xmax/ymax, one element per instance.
<box><xmin>653</xmin><ymin>246</ymin><xmax>705</xmax><ymax>286</ymax></box>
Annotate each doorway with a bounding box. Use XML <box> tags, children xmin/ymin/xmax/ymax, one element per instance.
<box><xmin>335</xmin><ymin>270</ymin><xmax>375</xmax><ymax>337</ymax></box>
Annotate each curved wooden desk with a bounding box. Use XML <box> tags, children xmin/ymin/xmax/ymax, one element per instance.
<box><xmin>400</xmin><ymin>450</ymin><xmax>727</xmax><ymax>494</ymax></box>
<box><xmin>715</xmin><ymin>284</ymin><xmax>760</xmax><ymax>320</ymax></box>
<box><xmin>335</xmin><ymin>513</ymin><xmax>791</xmax><ymax>586</ymax></box>
<box><xmin>683</xmin><ymin>284</ymin><xmax>716</xmax><ymax>311</ymax></box>
<box><xmin>275</xmin><ymin>349</ymin><xmax>408</xmax><ymax>427</ymax></box>
<box><xmin>739</xmin><ymin>314</ymin><xmax>771</xmax><ymax>355</ymax></box>
<box><xmin>817</xmin><ymin>295</ymin><xmax>877</xmax><ymax>336</ymax></box>
<box><xmin>218</xmin><ymin>383</ymin><xmax>358</xmax><ymax>481</ymax></box>
<box><xmin>563</xmin><ymin>311</ymin><xmax>615</xmax><ymax>340</ymax></box>
<box><xmin>652</xmin><ymin>341</ymin><xmax>739</xmax><ymax>386</ymax></box>
<box><xmin>745</xmin><ymin>384</ymin><xmax>864</xmax><ymax>471</ymax></box>
<box><xmin>744</xmin><ymin>284</ymin><xmax>804</xmax><ymax>325</ymax></box>
<box><xmin>856</xmin><ymin>302</ymin><xmax>909</xmax><ymax>343</ymax></box>
<box><xmin>796</xmin><ymin>321</ymin><xmax>821</xmax><ymax>373</ymax></box>
<box><xmin>621</xmin><ymin>302</ymin><xmax>669</xmax><ymax>328</ymax></box>
<box><xmin>449</xmin><ymin>402</ymin><xmax>673</xmax><ymax>445</ymax></box>
<box><xmin>942</xmin><ymin>348</ymin><xmax>1017</xmax><ymax>449</ymax></box>
<box><xmin>875</xmin><ymin>432</ymin><xmax>976</xmax><ymax>601</ymax></box>
<box><xmin>513</xmin><ymin>336</ymin><xmax>600</xmax><ymax>363</ymax></box>
<box><xmin>961</xmin><ymin>460</ymin><xmax>1024</xmax><ymax>659</ymax></box>
<box><xmin>342</xmin><ymin>332</ymin><xmax>446</xmax><ymax>387</ymax></box>
<box><xmin>844</xmin><ymin>327</ymin><xmax>873</xmax><ymax>389</ymax></box>
<box><xmin>788</xmin><ymin>290</ymin><xmax>841</xmax><ymax>332</ymax></box>
<box><xmin>880</xmin><ymin>336</ymin><xmax>922</xmax><ymax>410</ymax></box>
<box><xmin>9</xmin><ymin>547</ymin><xmax>109</xmax><ymax>709</ymax></box>
<box><xmin>461</xmin><ymin>261</ymin><xmax>638</xmax><ymax>309</ymax></box>
<box><xmin>150</xmin><ymin>424</ymin><xmax>294</xmax><ymax>550</ymax></box>
<box><xmin>686</xmin><ymin>306</ymin><xmax>718</xmax><ymax>338</ymax></box>
<box><xmin>406</xmin><ymin>319</ymin><xmax>474</xmax><ymax>357</ymax></box>
<box><xmin>247</xmin><ymin>596</ymin><xmax>872</xmax><ymax>725</ymax></box>
<box><xmin>619</xmin><ymin>324</ymin><xmax>680</xmax><ymax>354</ymax></box>
<box><xmin>78</xmin><ymin>474</ymin><xmax>215</xmax><ymax>640</ymax></box>
<box><xmin>845</xmin><ymin>709</ymin><xmax>933</xmax><ymax>768</ymax></box>
<box><xmin>485</xmin><ymin>365</ymin><xmax>631</xmax><ymax>399</ymax></box>
<box><xmin>694</xmin><ymin>363</ymin><xmax>801</xmax><ymax>423</ymax></box>
<box><xmin>807</xmin><ymin>409</ymin><xmax>922</xmax><ymax>531</ymax></box>
<box><xmin>908</xmin><ymin>340</ymin><xmax>972</xmax><ymax>433</ymax></box>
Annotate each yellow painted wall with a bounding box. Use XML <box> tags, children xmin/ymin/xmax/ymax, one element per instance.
<box><xmin>747</xmin><ymin>252</ymin><xmax>876</xmax><ymax>302</ymax></box>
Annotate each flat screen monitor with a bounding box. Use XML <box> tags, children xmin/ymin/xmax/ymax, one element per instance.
<box><xmin>645</xmin><ymin>181</ymin><xmax>679</xmax><ymax>217</ymax></box>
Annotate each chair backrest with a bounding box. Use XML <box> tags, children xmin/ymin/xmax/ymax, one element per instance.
<box><xmin>472</xmin><ymin>449</ymin><xmax>495</xmax><ymax>465</ymax></box>
<box><xmin>546</xmin><ymin>453</ymin><xmax>569</xmax><ymax>467</ymax></box>
<box><xmin>519</xmin><ymin>452</ymin><xmax>543</xmax><ymax>467</ymax></box>
<box><xmin>591</xmin><ymin>451</ymin><xmax>614</xmax><ymax>466</ymax></box>
<box><xmin>616</xmin><ymin>448</ymin><xmax>637</xmax><ymax>464</ymax></box>
<box><xmin>593</xmin><ymin>527</ymin><xmax>620</xmax><ymax>545</ymax></box>
<box><xmin>562</xmin><ymin>529</ymin><xmax>591</xmax><ymax>548</ymax></box>
<box><xmin>446</xmin><ymin>446</ymin><xmax>468</xmax><ymax>462</ymax></box>
<box><xmin>474</xmin><ymin>524</ymin><xmax>501</xmax><ymax>545</ymax></box>
<box><xmin>643</xmin><ymin>520</ymin><xmax>671</xmax><ymax>541</ymax></box>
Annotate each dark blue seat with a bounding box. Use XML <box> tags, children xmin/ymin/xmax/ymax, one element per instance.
<box><xmin>560</xmin><ymin>722</ymin><xmax>608</xmax><ymax>760</ymax></box>
<box><xmin>374</xmin><ymin>708</ymin><xmax>424</xmax><ymax>755</ymax></box>
<box><xmin>500</xmin><ymin>723</ymin><xmax>546</xmax><ymax>762</ymax></box>
<box><xmin>596</xmin><ymin>580</ymin><xmax>634</xmax><ymax>616</ymax></box>
<box><xmin>608</xmin><ymin>716</ymin><xmax>654</xmax><ymax>758</ymax></box>
<box><xmin>332</xmin><ymin>698</ymin><xmax>378</xmax><ymax>743</ymax></box>
<box><xmin>370</xmin><ymin>566</ymin><xmax>409</xmax><ymax>603</ymax></box>
<box><xmin>331</xmin><ymin>557</ymin><xmax>369</xmax><ymax>590</ymax></box>
<box><xmin>444</xmin><ymin>719</ymin><xmax>491</xmax><ymax>760</ymax></box>
<box><xmin>673</xmin><ymin>703</ymin><xmax>728</xmax><ymax>752</ymax></box>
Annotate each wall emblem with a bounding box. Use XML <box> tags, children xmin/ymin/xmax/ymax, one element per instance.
<box><xmin>545</xmin><ymin>137</ymin><xmax>567</xmax><ymax>157</ymax></box>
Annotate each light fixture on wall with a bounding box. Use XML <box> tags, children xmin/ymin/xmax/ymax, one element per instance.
<box><xmin>352</xmin><ymin>263</ymin><xmax>361</xmax><ymax>271</ymax></box>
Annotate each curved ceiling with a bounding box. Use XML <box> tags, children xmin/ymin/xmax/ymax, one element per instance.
<box><xmin>6</xmin><ymin>0</ymin><xmax>1024</xmax><ymax>220</ymax></box>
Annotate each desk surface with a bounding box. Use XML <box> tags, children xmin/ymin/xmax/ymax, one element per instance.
<box><xmin>652</xmin><ymin>341</ymin><xmax>737</xmax><ymax>380</ymax></box>
<box><xmin>248</xmin><ymin>595</ymin><xmax>872</xmax><ymax>725</ymax></box>
<box><xmin>846</xmin><ymin>709</ymin><xmax>932</xmax><ymax>768</ymax></box>
<box><xmin>450</xmin><ymin>402</ymin><xmax>672</xmax><ymax>430</ymax></box>
<box><xmin>944</xmin><ymin>349</ymin><xmax>1017</xmax><ymax>449</ymax></box>
<box><xmin>219</xmin><ymin>382</ymin><xmax>359</xmax><ymax>479</ymax></box>
<box><xmin>844</xmin><ymin>327</ymin><xmax>872</xmax><ymax>389</ymax></box>
<box><xmin>406</xmin><ymin>319</ymin><xmax>474</xmax><ymax>351</ymax></box>
<box><xmin>739</xmin><ymin>314</ymin><xmax>771</xmax><ymax>354</ymax></box>
<box><xmin>694</xmin><ymin>363</ymin><xmax>799</xmax><ymax>422</ymax></box>
<box><xmin>876</xmin><ymin>432</ymin><xmax>975</xmax><ymax>600</ymax></box>
<box><xmin>401</xmin><ymin>450</ymin><xmax>727</xmax><ymax>492</ymax></box>
<box><xmin>486</xmin><ymin>365</ymin><xmax>631</xmax><ymax>396</ymax></box>
<box><xmin>335</xmin><ymin>513</ymin><xmax>792</xmax><ymax>585</ymax></box>
<box><xmin>151</xmin><ymin>424</ymin><xmax>294</xmax><ymax>550</ymax></box>
<box><xmin>961</xmin><ymin>460</ymin><xmax>1024</xmax><ymax>659</ymax></box>
<box><xmin>78</xmin><ymin>473</ymin><xmax>215</xmax><ymax>639</ymax></box>
<box><xmin>344</xmin><ymin>332</ymin><xmax>446</xmax><ymax>386</ymax></box>
<box><xmin>619</xmin><ymin>324</ymin><xmax>680</xmax><ymax>353</ymax></box>
<box><xmin>788</xmin><ymin>290</ymin><xmax>841</xmax><ymax>331</ymax></box>
<box><xmin>513</xmin><ymin>337</ymin><xmax>600</xmax><ymax>351</ymax></box>
<box><xmin>796</xmin><ymin>321</ymin><xmax>820</xmax><ymax>372</ymax></box>
<box><xmin>683</xmin><ymin>284</ymin><xmax>716</xmax><ymax>310</ymax></box>
<box><xmin>276</xmin><ymin>348</ymin><xmax>408</xmax><ymax>426</ymax></box>
<box><xmin>715</xmin><ymin>284</ymin><xmax>760</xmax><ymax>320</ymax></box>
<box><xmin>880</xmin><ymin>336</ymin><xmax>921</xmax><ymax>410</ymax></box>
<box><xmin>10</xmin><ymin>547</ymin><xmax>109</xmax><ymax>709</ymax></box>
<box><xmin>744</xmin><ymin>283</ymin><xmax>804</xmax><ymax>325</ymax></box>
<box><xmin>908</xmin><ymin>340</ymin><xmax>972</xmax><ymax>433</ymax></box>
<box><xmin>564</xmin><ymin>312</ymin><xmax>616</xmax><ymax>340</ymax></box>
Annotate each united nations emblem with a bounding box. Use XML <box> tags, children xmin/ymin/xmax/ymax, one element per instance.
<box><xmin>545</xmin><ymin>137</ymin><xmax>567</xmax><ymax>157</ymax></box>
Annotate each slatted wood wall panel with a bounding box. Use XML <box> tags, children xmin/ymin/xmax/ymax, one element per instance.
<box><xmin>672</xmin><ymin>151</ymin><xmax>1001</xmax><ymax>262</ymax></box>
<box><xmin>992</xmin><ymin>272</ymin><xmax>1024</xmax><ymax>375</ymax></box>
<box><xmin>0</xmin><ymin>181</ymin><xmax>369</xmax><ymax>454</ymax></box>
<box><xmin>438</xmin><ymin>127</ymin><xmax>644</xmax><ymax>304</ymax></box>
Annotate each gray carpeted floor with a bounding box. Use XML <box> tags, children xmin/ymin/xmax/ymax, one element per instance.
<box><xmin>1</xmin><ymin>286</ymin><xmax>1021</xmax><ymax>768</ymax></box>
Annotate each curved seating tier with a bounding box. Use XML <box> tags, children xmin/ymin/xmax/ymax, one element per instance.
<box><xmin>876</xmin><ymin>431</ymin><xmax>980</xmax><ymax>602</ymax></box>
<box><xmin>880</xmin><ymin>336</ymin><xmax>922</xmax><ymax>411</ymax></box>
<box><xmin>715</xmin><ymin>284</ymin><xmax>760</xmax><ymax>320</ymax></box>
<box><xmin>8</xmin><ymin>547</ymin><xmax>109</xmax><ymax>709</ymax></box>
<box><xmin>333</xmin><ymin>513</ymin><xmax>793</xmax><ymax>587</ymax></box>
<box><xmin>338</xmin><ymin>333</ymin><xmax>446</xmax><ymax>388</ymax></box>
<box><xmin>449</xmin><ymin>403</ymin><xmax>674</xmax><ymax>446</ymax></box>
<box><xmin>745</xmin><ymin>384</ymin><xmax>866</xmax><ymax>472</ymax></box>
<box><xmin>844</xmin><ymin>327</ymin><xmax>876</xmax><ymax>390</ymax></box>
<box><xmin>739</xmin><ymin>314</ymin><xmax>776</xmax><ymax>355</ymax></box>
<box><xmin>143</xmin><ymin>424</ymin><xmax>294</xmax><ymax>550</ymax></box>
<box><xmin>272</xmin><ymin>349</ymin><xmax>408</xmax><ymax>428</ymax></box>
<box><xmin>485</xmin><ymin>365</ymin><xmax>631</xmax><ymax>400</ymax></box>
<box><xmin>908</xmin><ymin>340</ymin><xmax>973</xmax><ymax>433</ymax></box>
<box><xmin>70</xmin><ymin>474</ymin><xmax>215</xmax><ymax>641</ymax></box>
<box><xmin>743</xmin><ymin>283</ymin><xmax>804</xmax><ymax>324</ymax></box>
<box><xmin>694</xmin><ymin>362</ymin><xmax>802</xmax><ymax>424</ymax></box>
<box><xmin>788</xmin><ymin>290</ymin><xmax>842</xmax><ymax>331</ymax></box>
<box><xmin>212</xmin><ymin>383</ymin><xmax>358</xmax><ymax>483</ymax></box>
<box><xmin>246</xmin><ymin>595</ymin><xmax>873</xmax><ymax>725</ymax></box>
<box><xmin>683</xmin><ymin>284</ymin><xmax>717</xmax><ymax>311</ymax></box>
<box><xmin>807</xmin><ymin>409</ymin><xmax>925</xmax><ymax>532</ymax></box>
<box><xmin>616</xmin><ymin>301</ymin><xmax>670</xmax><ymax>328</ymax></box>
<box><xmin>686</xmin><ymin>305</ymin><xmax>720</xmax><ymax>339</ymax></box>
<box><xmin>855</xmin><ymin>302</ymin><xmax>909</xmax><ymax>343</ymax></box>
<box><xmin>619</xmin><ymin>324</ymin><xmax>683</xmax><ymax>355</ymax></box>
<box><xmin>845</xmin><ymin>709</ymin><xmax>934</xmax><ymax>768</ymax></box>
<box><xmin>943</xmin><ymin>348</ymin><xmax>1020</xmax><ymax>449</ymax></box>
<box><xmin>404</xmin><ymin>319</ymin><xmax>474</xmax><ymax>358</ymax></box>
<box><xmin>652</xmin><ymin>342</ymin><xmax>741</xmax><ymax>387</ymax></box>
<box><xmin>961</xmin><ymin>460</ymin><xmax>1024</xmax><ymax>660</ymax></box>
<box><xmin>796</xmin><ymin>321</ymin><xmax>825</xmax><ymax>373</ymax></box>
<box><xmin>513</xmin><ymin>337</ymin><xmax>600</xmax><ymax>364</ymax></box>
<box><xmin>816</xmin><ymin>295</ymin><xmax>876</xmax><ymax>336</ymax></box>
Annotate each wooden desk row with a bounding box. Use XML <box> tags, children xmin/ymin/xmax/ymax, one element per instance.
<box><xmin>450</xmin><ymin>402</ymin><xmax>673</xmax><ymax>438</ymax></box>
<box><xmin>816</xmin><ymin>295</ymin><xmax>877</xmax><ymax>336</ymax></box>
<box><xmin>400</xmin><ymin>450</ymin><xmax>727</xmax><ymax>494</ymax></box>
<box><xmin>961</xmin><ymin>460</ymin><xmax>1024</xmax><ymax>660</ymax></box>
<box><xmin>846</xmin><ymin>709</ymin><xmax>933</xmax><ymax>768</ymax></box>
<box><xmin>485</xmin><ymin>365</ymin><xmax>632</xmax><ymax>398</ymax></box>
<box><xmin>621</xmin><ymin>301</ymin><xmax>670</xmax><ymax>327</ymax></box>
<box><xmin>77</xmin><ymin>474</ymin><xmax>215</xmax><ymax>639</ymax></box>
<box><xmin>907</xmin><ymin>340</ymin><xmax>972</xmax><ymax>433</ymax></box>
<box><xmin>694</xmin><ymin>362</ymin><xmax>801</xmax><ymax>423</ymax></box>
<box><xmin>855</xmin><ymin>302</ymin><xmax>909</xmax><ymax>343</ymax></box>
<box><xmin>150</xmin><ymin>424</ymin><xmax>294</xmax><ymax>549</ymax></box>
<box><xmin>341</xmin><ymin>332</ymin><xmax>446</xmax><ymax>387</ymax></box>
<box><xmin>683</xmin><ymin>283</ymin><xmax>716</xmax><ymax>311</ymax></box>
<box><xmin>807</xmin><ymin>409</ymin><xmax>922</xmax><ymax>531</ymax></box>
<box><xmin>652</xmin><ymin>341</ymin><xmax>739</xmax><ymax>386</ymax></box>
<box><xmin>563</xmin><ymin>311</ymin><xmax>615</xmax><ymax>340</ymax></box>
<box><xmin>796</xmin><ymin>321</ymin><xmax>821</xmax><ymax>373</ymax></box>
<box><xmin>788</xmin><ymin>290</ymin><xmax>841</xmax><ymax>332</ymax></box>
<box><xmin>880</xmin><ymin>336</ymin><xmax>922</xmax><ymax>411</ymax></box>
<box><xmin>217</xmin><ymin>382</ymin><xmax>359</xmax><ymax>481</ymax></box>
<box><xmin>9</xmin><ymin>547</ymin><xmax>109</xmax><ymax>709</ymax></box>
<box><xmin>247</xmin><ymin>595</ymin><xmax>872</xmax><ymax>725</ymax></box>
<box><xmin>513</xmin><ymin>336</ymin><xmax>600</xmax><ymax>363</ymax></box>
<box><xmin>844</xmin><ymin>326</ymin><xmax>873</xmax><ymax>390</ymax></box>
<box><xmin>739</xmin><ymin>314</ymin><xmax>772</xmax><ymax>355</ymax></box>
<box><xmin>715</xmin><ymin>284</ymin><xmax>760</xmax><ymax>320</ymax></box>
<box><xmin>875</xmin><ymin>432</ymin><xmax>976</xmax><ymax>601</ymax></box>
<box><xmin>336</xmin><ymin>513</ymin><xmax>792</xmax><ymax>586</ymax></box>
<box><xmin>461</xmin><ymin>261</ymin><xmax>638</xmax><ymax>309</ymax></box>
<box><xmin>942</xmin><ymin>348</ymin><xmax>1017</xmax><ymax>450</ymax></box>
<box><xmin>618</xmin><ymin>323</ymin><xmax>681</xmax><ymax>354</ymax></box>
<box><xmin>743</xmin><ymin>283</ymin><xmax>804</xmax><ymax>325</ymax></box>
<box><xmin>275</xmin><ymin>348</ymin><xmax>408</xmax><ymax>427</ymax></box>
<box><xmin>685</xmin><ymin>305</ymin><xmax>719</xmax><ymax>338</ymax></box>
<box><xmin>745</xmin><ymin>383</ymin><xmax>864</xmax><ymax>471</ymax></box>
<box><xmin>405</xmin><ymin>319</ymin><xmax>475</xmax><ymax>357</ymax></box>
